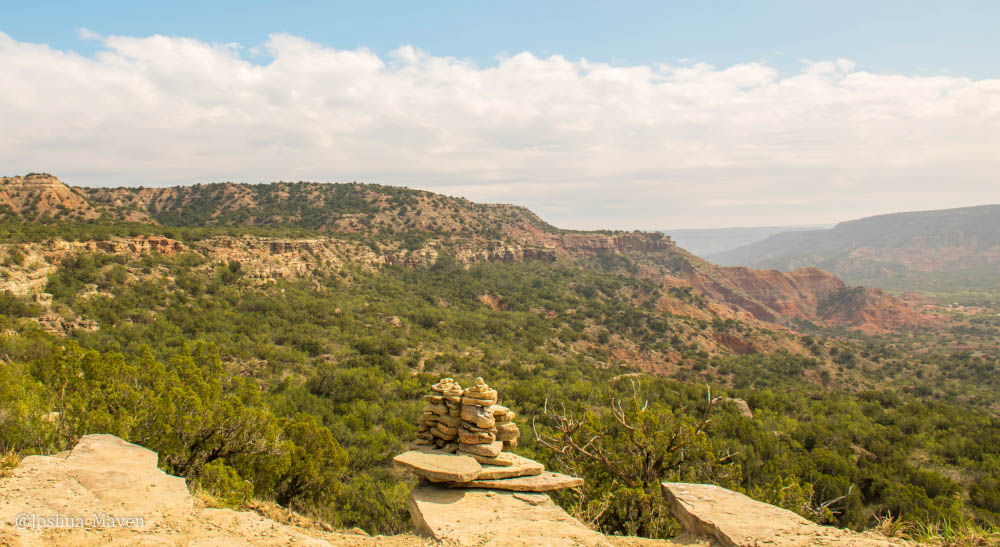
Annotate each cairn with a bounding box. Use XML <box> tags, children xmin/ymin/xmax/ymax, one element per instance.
<box><xmin>415</xmin><ymin>377</ymin><xmax>464</xmax><ymax>451</ymax></box>
<box><xmin>415</xmin><ymin>377</ymin><xmax>522</xmax><ymax>459</ymax></box>
<box><xmin>396</xmin><ymin>376</ymin><xmax>579</xmax><ymax>492</ymax></box>
<box><xmin>458</xmin><ymin>377</ymin><xmax>516</xmax><ymax>459</ymax></box>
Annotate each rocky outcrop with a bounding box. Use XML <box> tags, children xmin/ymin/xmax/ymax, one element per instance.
<box><xmin>559</xmin><ymin>232</ymin><xmax>671</xmax><ymax>255</ymax></box>
<box><xmin>0</xmin><ymin>434</ymin><xmax>432</xmax><ymax>546</ymax></box>
<box><xmin>661</xmin><ymin>483</ymin><xmax>903</xmax><ymax>547</ymax></box>
<box><xmin>721</xmin><ymin>398</ymin><xmax>753</xmax><ymax>419</ymax></box>
<box><xmin>818</xmin><ymin>286</ymin><xmax>929</xmax><ymax>332</ymax></box>
<box><xmin>0</xmin><ymin>174</ymin><xmax>101</xmax><ymax>222</ymax></box>
<box><xmin>0</xmin><ymin>237</ymin><xmax>186</xmax><ymax>298</ymax></box>
<box><xmin>454</xmin><ymin>244</ymin><xmax>557</xmax><ymax>265</ymax></box>
<box><xmin>711</xmin><ymin>266</ymin><xmax>844</xmax><ymax>320</ymax></box>
<box><xmin>655</xmin><ymin>248</ymin><xmax>929</xmax><ymax>332</ymax></box>
<box><xmin>35</xmin><ymin>314</ymin><xmax>99</xmax><ymax>335</ymax></box>
<box><xmin>409</xmin><ymin>486</ymin><xmax>611</xmax><ymax>546</ymax></box>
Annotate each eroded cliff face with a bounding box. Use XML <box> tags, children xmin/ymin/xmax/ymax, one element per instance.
<box><xmin>1</xmin><ymin>230</ymin><xmax>926</xmax><ymax>333</ymax></box>
<box><xmin>521</xmin><ymin>230</ymin><xmax>928</xmax><ymax>333</ymax></box>
<box><xmin>685</xmin><ymin>263</ymin><xmax>927</xmax><ymax>332</ymax></box>
<box><xmin>558</xmin><ymin>232</ymin><xmax>672</xmax><ymax>255</ymax></box>
<box><xmin>706</xmin><ymin>266</ymin><xmax>845</xmax><ymax>321</ymax></box>
<box><xmin>0</xmin><ymin>235</ymin><xmax>558</xmax><ymax>298</ymax></box>
<box><xmin>0</xmin><ymin>174</ymin><xmax>100</xmax><ymax>222</ymax></box>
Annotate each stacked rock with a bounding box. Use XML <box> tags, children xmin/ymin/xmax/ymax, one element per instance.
<box><xmin>458</xmin><ymin>377</ymin><xmax>517</xmax><ymax>459</ymax></box>
<box><xmin>492</xmin><ymin>404</ymin><xmax>520</xmax><ymax>450</ymax></box>
<box><xmin>415</xmin><ymin>378</ymin><xmax>464</xmax><ymax>452</ymax></box>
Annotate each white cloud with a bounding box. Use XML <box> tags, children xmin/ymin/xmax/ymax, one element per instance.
<box><xmin>1</xmin><ymin>31</ymin><xmax>998</xmax><ymax>229</ymax></box>
<box><xmin>76</xmin><ymin>28</ymin><xmax>102</xmax><ymax>41</ymax></box>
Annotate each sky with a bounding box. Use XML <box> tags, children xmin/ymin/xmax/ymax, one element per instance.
<box><xmin>2</xmin><ymin>1</ymin><xmax>999</xmax><ymax>229</ymax></box>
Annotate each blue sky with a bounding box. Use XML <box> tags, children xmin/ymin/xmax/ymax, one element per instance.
<box><xmin>4</xmin><ymin>1</ymin><xmax>998</xmax><ymax>77</ymax></box>
<box><xmin>2</xmin><ymin>2</ymin><xmax>999</xmax><ymax>229</ymax></box>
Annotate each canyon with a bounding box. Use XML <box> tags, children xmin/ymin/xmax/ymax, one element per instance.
<box><xmin>0</xmin><ymin>174</ymin><xmax>929</xmax><ymax>334</ymax></box>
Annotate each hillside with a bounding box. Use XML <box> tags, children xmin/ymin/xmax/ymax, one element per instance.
<box><xmin>710</xmin><ymin>205</ymin><xmax>1000</xmax><ymax>292</ymax></box>
<box><xmin>0</xmin><ymin>174</ymin><xmax>927</xmax><ymax>333</ymax></box>
<box><xmin>665</xmin><ymin>225</ymin><xmax>830</xmax><ymax>258</ymax></box>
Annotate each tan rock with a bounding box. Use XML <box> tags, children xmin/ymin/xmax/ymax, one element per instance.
<box><xmin>458</xmin><ymin>430</ymin><xmax>495</xmax><ymax>445</ymax></box>
<box><xmin>461</xmin><ymin>395</ymin><xmax>497</xmax><ymax>407</ymax></box>
<box><xmin>450</xmin><ymin>471</ymin><xmax>583</xmax><ymax>492</ymax></box>
<box><xmin>437</xmin><ymin>414</ymin><xmax>461</xmax><ymax>428</ymax></box>
<box><xmin>428</xmin><ymin>403</ymin><xmax>447</xmax><ymax>416</ymax></box>
<box><xmin>409</xmin><ymin>486</ymin><xmax>611</xmax><ymax>547</ymax></box>
<box><xmin>488</xmin><ymin>404</ymin><xmax>509</xmax><ymax>416</ymax></box>
<box><xmin>461</xmin><ymin>405</ymin><xmax>496</xmax><ymax>429</ymax></box>
<box><xmin>392</xmin><ymin>450</ymin><xmax>482</xmax><ymax>483</ymax></box>
<box><xmin>496</xmin><ymin>428</ymin><xmax>520</xmax><ymax>442</ymax></box>
<box><xmin>432</xmin><ymin>424</ymin><xmax>457</xmax><ymax>437</ymax></box>
<box><xmin>0</xmin><ymin>434</ymin><xmax>386</xmax><ymax>547</ymax></box>
<box><xmin>464</xmin><ymin>388</ymin><xmax>498</xmax><ymax>400</ymax></box>
<box><xmin>513</xmin><ymin>493</ymin><xmax>553</xmax><ymax>506</ymax></box>
<box><xmin>431</xmin><ymin>378</ymin><xmax>462</xmax><ymax>393</ymax></box>
<box><xmin>661</xmin><ymin>482</ymin><xmax>903</xmax><ymax>547</ymax></box>
<box><xmin>722</xmin><ymin>397</ymin><xmax>754</xmax><ymax>419</ymax></box>
<box><xmin>456</xmin><ymin>451</ymin><xmax>515</xmax><ymax>467</ymax></box>
<box><xmin>458</xmin><ymin>441</ymin><xmax>503</xmax><ymax>458</ymax></box>
<box><xmin>473</xmin><ymin>453</ymin><xmax>544</xmax><ymax>480</ymax></box>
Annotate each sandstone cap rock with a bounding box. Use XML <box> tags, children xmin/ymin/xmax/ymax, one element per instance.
<box><xmin>449</xmin><ymin>471</ymin><xmax>583</xmax><ymax>492</ymax></box>
<box><xmin>393</xmin><ymin>450</ymin><xmax>482</xmax><ymax>483</ymax></box>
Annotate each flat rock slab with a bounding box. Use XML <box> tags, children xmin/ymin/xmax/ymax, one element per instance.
<box><xmin>393</xmin><ymin>450</ymin><xmax>482</xmax><ymax>483</ymax></box>
<box><xmin>449</xmin><ymin>471</ymin><xmax>583</xmax><ymax>492</ymax></box>
<box><xmin>471</xmin><ymin>453</ymin><xmax>545</xmax><ymax>480</ymax></box>
<box><xmin>1</xmin><ymin>434</ymin><xmax>398</xmax><ymax>546</ymax></box>
<box><xmin>410</xmin><ymin>485</ymin><xmax>611</xmax><ymax>546</ymax></box>
<box><xmin>458</xmin><ymin>450</ymin><xmax>515</xmax><ymax>467</ymax></box>
<box><xmin>404</xmin><ymin>447</ymin><xmax>546</xmax><ymax>480</ymax></box>
<box><xmin>661</xmin><ymin>483</ymin><xmax>904</xmax><ymax>547</ymax></box>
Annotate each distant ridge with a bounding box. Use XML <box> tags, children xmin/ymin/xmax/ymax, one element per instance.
<box><xmin>665</xmin><ymin>225</ymin><xmax>831</xmax><ymax>258</ymax></box>
<box><xmin>710</xmin><ymin>204</ymin><xmax>1000</xmax><ymax>292</ymax></box>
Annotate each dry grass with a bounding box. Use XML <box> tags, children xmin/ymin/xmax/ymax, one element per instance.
<box><xmin>190</xmin><ymin>485</ymin><xmax>227</xmax><ymax>509</ymax></box>
<box><xmin>874</xmin><ymin>512</ymin><xmax>913</xmax><ymax>539</ymax></box>
<box><xmin>0</xmin><ymin>450</ymin><xmax>21</xmax><ymax>478</ymax></box>
<box><xmin>906</xmin><ymin>519</ymin><xmax>1000</xmax><ymax>546</ymax></box>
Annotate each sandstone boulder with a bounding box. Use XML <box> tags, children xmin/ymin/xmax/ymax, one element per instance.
<box><xmin>458</xmin><ymin>441</ymin><xmax>503</xmax><ymax>458</ymax></box>
<box><xmin>393</xmin><ymin>450</ymin><xmax>482</xmax><ymax>483</ymax></box>
<box><xmin>461</xmin><ymin>405</ymin><xmax>496</xmax><ymax>429</ymax></box>
<box><xmin>409</xmin><ymin>486</ymin><xmax>611</xmax><ymax>546</ymax></box>
<box><xmin>661</xmin><ymin>483</ymin><xmax>902</xmax><ymax>547</ymax></box>
<box><xmin>0</xmin><ymin>434</ymin><xmax>407</xmax><ymax>546</ymax></box>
